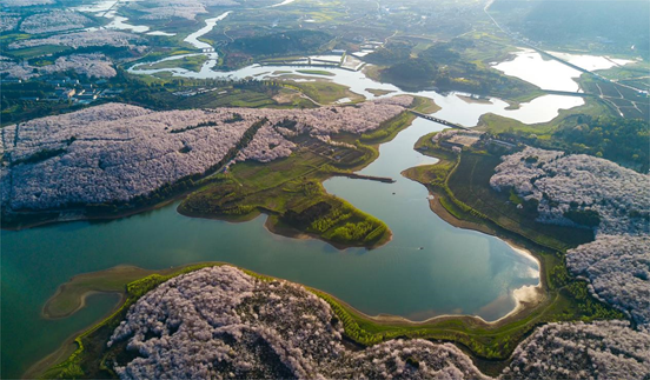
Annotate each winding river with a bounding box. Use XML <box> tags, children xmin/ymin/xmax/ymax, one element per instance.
<box><xmin>128</xmin><ymin>11</ymin><xmax>585</xmax><ymax>125</ymax></box>
<box><xmin>2</xmin><ymin>6</ymin><xmax>624</xmax><ymax>378</ymax></box>
<box><xmin>131</xmin><ymin>59</ymin><xmax>585</xmax><ymax>126</ymax></box>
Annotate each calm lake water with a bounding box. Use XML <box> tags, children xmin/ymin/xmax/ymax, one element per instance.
<box><xmin>0</xmin><ymin>118</ymin><xmax>540</xmax><ymax>378</ymax></box>
<box><xmin>492</xmin><ymin>48</ymin><xmax>632</xmax><ymax>92</ymax></box>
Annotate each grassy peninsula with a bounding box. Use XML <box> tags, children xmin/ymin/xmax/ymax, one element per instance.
<box><xmin>178</xmin><ymin>97</ymin><xmax>435</xmax><ymax>248</ymax></box>
<box><xmin>141</xmin><ymin>54</ymin><xmax>208</xmax><ymax>72</ymax></box>
<box><xmin>178</xmin><ymin>137</ymin><xmax>390</xmax><ymax>249</ymax></box>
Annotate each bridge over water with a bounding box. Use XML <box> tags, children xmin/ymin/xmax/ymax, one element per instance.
<box><xmin>409</xmin><ymin>111</ymin><xmax>469</xmax><ymax>130</ymax></box>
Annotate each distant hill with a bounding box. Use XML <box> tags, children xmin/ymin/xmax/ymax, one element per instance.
<box><xmin>490</xmin><ymin>0</ymin><xmax>650</xmax><ymax>59</ymax></box>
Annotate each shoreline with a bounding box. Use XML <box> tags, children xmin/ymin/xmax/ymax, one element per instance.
<box><xmin>40</xmin><ymin>265</ymin><xmax>161</xmax><ymax>320</ymax></box>
<box><xmin>396</xmin><ymin>165</ymin><xmax>548</xmax><ymax>325</ymax></box>
<box><xmin>42</xmin><ymin>290</ymin><xmax>125</xmax><ymax>320</ymax></box>
<box><xmin>337</xmin><ymin>191</ymin><xmax>547</xmax><ymax>327</ymax></box>
<box><xmin>176</xmin><ymin>205</ymin><xmax>394</xmax><ymax>251</ymax></box>
<box><xmin>28</xmin><ymin>256</ymin><xmax>544</xmax><ymax>379</ymax></box>
<box><xmin>37</xmin><ymin>241</ymin><xmax>544</xmax><ymax>354</ymax></box>
<box><xmin>24</xmin><ymin>292</ymin><xmax>125</xmax><ymax>380</ymax></box>
<box><xmin>1</xmin><ymin>190</ymin><xmax>191</xmax><ymax>232</ymax></box>
<box><xmin>21</xmin><ymin>120</ymin><xmax>546</xmax><ymax>378</ymax></box>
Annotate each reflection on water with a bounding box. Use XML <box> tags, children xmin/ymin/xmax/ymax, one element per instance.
<box><xmin>493</xmin><ymin>48</ymin><xmax>632</xmax><ymax>92</ymax></box>
<box><xmin>1</xmin><ymin>119</ymin><xmax>539</xmax><ymax>379</ymax></box>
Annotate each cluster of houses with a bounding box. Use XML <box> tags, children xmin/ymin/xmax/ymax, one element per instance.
<box><xmin>53</xmin><ymin>83</ymin><xmax>99</xmax><ymax>103</ymax></box>
<box><xmin>434</xmin><ymin>129</ymin><xmax>518</xmax><ymax>153</ymax></box>
<box><xmin>17</xmin><ymin>78</ymin><xmax>123</xmax><ymax>104</ymax></box>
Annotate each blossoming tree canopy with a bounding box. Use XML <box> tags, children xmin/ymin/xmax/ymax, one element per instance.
<box><xmin>1</xmin><ymin>97</ymin><xmax>413</xmax><ymax>211</ymax></box>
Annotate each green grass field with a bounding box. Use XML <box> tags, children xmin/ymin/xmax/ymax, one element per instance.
<box><xmin>179</xmin><ymin>145</ymin><xmax>389</xmax><ymax>248</ymax></box>
<box><xmin>296</xmin><ymin>69</ymin><xmax>335</xmax><ymax>76</ymax></box>
<box><xmin>360</xmin><ymin>111</ymin><xmax>417</xmax><ymax>144</ymax></box>
<box><xmin>6</xmin><ymin>45</ymin><xmax>72</xmax><ymax>60</ymax></box>
<box><xmin>196</xmin><ymin>90</ymin><xmax>277</xmax><ymax>108</ymax></box>
<box><xmin>410</xmin><ymin>95</ymin><xmax>441</xmax><ymax>113</ymax></box>
<box><xmin>142</xmin><ymin>54</ymin><xmax>208</xmax><ymax>72</ymax></box>
<box><xmin>365</xmin><ymin>88</ymin><xmax>395</xmax><ymax>96</ymax></box>
<box><xmin>287</xmin><ymin>80</ymin><xmax>364</xmax><ymax>104</ymax></box>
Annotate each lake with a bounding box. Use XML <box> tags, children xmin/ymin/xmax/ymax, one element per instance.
<box><xmin>0</xmin><ymin>7</ymin><xmax>600</xmax><ymax>378</ymax></box>
<box><xmin>0</xmin><ymin>117</ymin><xmax>541</xmax><ymax>378</ymax></box>
<box><xmin>492</xmin><ymin>48</ymin><xmax>632</xmax><ymax>92</ymax></box>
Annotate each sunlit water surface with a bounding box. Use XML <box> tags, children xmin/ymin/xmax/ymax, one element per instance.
<box><xmin>1</xmin><ymin>119</ymin><xmax>541</xmax><ymax>378</ymax></box>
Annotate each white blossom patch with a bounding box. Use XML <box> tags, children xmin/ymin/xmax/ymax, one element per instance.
<box><xmin>1</xmin><ymin>97</ymin><xmax>412</xmax><ymax>211</ymax></box>
<box><xmin>109</xmin><ymin>266</ymin><xmax>489</xmax><ymax>380</ymax></box>
<box><xmin>0</xmin><ymin>12</ymin><xmax>20</xmax><ymax>32</ymax></box>
<box><xmin>567</xmin><ymin>234</ymin><xmax>650</xmax><ymax>329</ymax></box>
<box><xmin>0</xmin><ymin>60</ymin><xmax>38</xmax><ymax>80</ymax></box>
<box><xmin>236</xmin><ymin>123</ymin><xmax>295</xmax><ymax>163</ymax></box>
<box><xmin>333</xmin><ymin>339</ymin><xmax>490</xmax><ymax>380</ymax></box>
<box><xmin>39</xmin><ymin>54</ymin><xmax>117</xmax><ymax>78</ymax></box>
<box><xmin>19</xmin><ymin>10</ymin><xmax>93</xmax><ymax>34</ymax></box>
<box><xmin>490</xmin><ymin>147</ymin><xmax>650</xmax><ymax>235</ymax></box>
<box><xmin>0</xmin><ymin>55</ymin><xmax>115</xmax><ymax>80</ymax></box>
<box><xmin>126</xmin><ymin>0</ymin><xmax>240</xmax><ymax>21</ymax></box>
<box><xmin>0</xmin><ymin>0</ymin><xmax>53</xmax><ymax>6</ymax></box>
<box><xmin>9</xmin><ymin>31</ymin><xmax>142</xmax><ymax>49</ymax></box>
<box><xmin>1</xmin><ymin>104</ymin><xmax>251</xmax><ymax>210</ymax></box>
<box><xmin>502</xmin><ymin>321</ymin><xmax>650</xmax><ymax>380</ymax></box>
